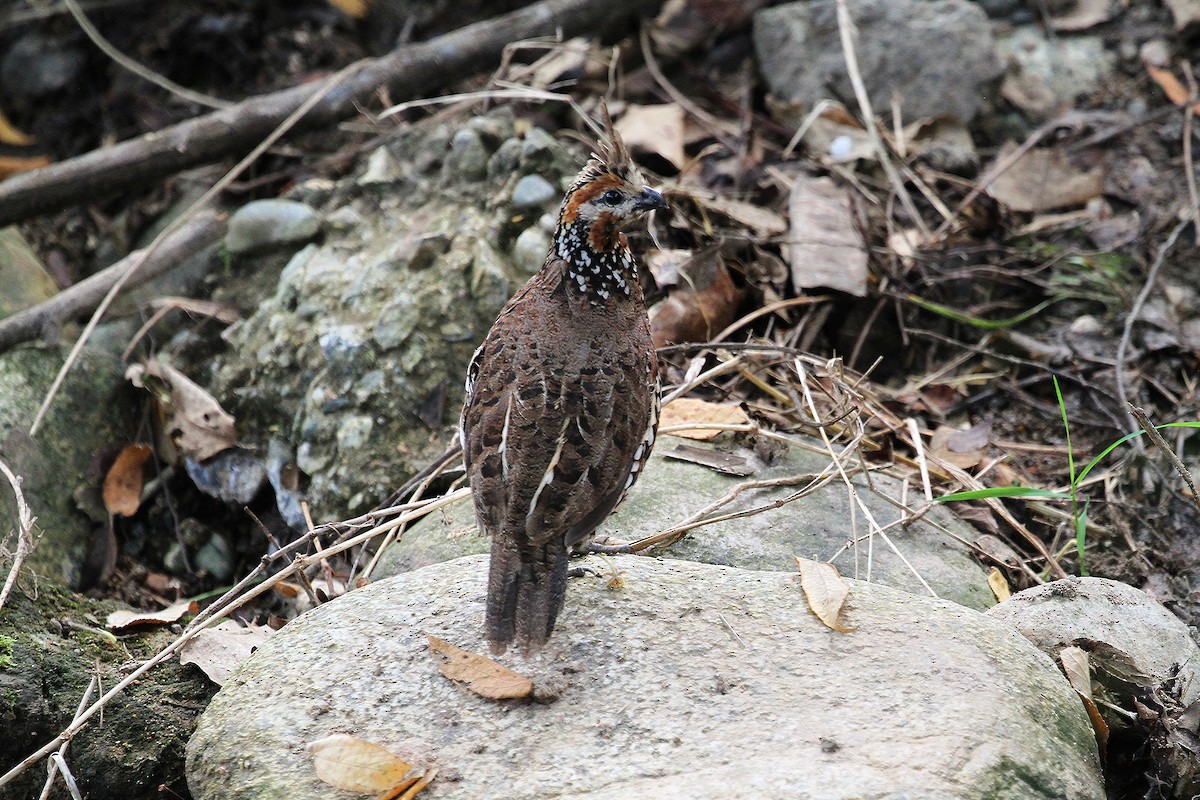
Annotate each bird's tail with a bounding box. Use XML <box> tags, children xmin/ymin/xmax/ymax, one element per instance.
<box><xmin>486</xmin><ymin>536</ymin><xmax>568</xmax><ymax>655</ymax></box>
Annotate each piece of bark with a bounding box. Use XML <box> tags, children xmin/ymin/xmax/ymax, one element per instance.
<box><xmin>0</xmin><ymin>211</ymin><xmax>226</xmax><ymax>353</ymax></box>
<box><xmin>0</xmin><ymin>0</ymin><xmax>658</xmax><ymax>227</ymax></box>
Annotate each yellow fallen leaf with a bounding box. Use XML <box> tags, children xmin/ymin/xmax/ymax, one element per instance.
<box><xmin>309</xmin><ymin>734</ymin><xmax>423</xmax><ymax>798</ymax></box>
<box><xmin>659</xmin><ymin>398</ymin><xmax>749</xmax><ymax>440</ymax></box>
<box><xmin>326</xmin><ymin>0</ymin><xmax>371</xmax><ymax>18</ymax></box>
<box><xmin>987</xmin><ymin>567</ymin><xmax>1011</xmax><ymax>602</ymax></box>
<box><xmin>427</xmin><ymin>635</ymin><xmax>533</xmax><ymax>700</ymax></box>
<box><xmin>794</xmin><ymin>557</ymin><xmax>854</xmax><ymax>632</ymax></box>
<box><xmin>0</xmin><ymin>109</ymin><xmax>33</xmax><ymax>146</ymax></box>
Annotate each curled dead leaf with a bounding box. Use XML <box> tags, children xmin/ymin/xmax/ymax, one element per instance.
<box><xmin>426</xmin><ymin>635</ymin><xmax>532</xmax><ymax>700</ymax></box>
<box><xmin>102</xmin><ymin>443</ymin><xmax>153</xmax><ymax>517</ymax></box>
<box><xmin>1059</xmin><ymin>645</ymin><xmax>1093</xmax><ymax>700</ymax></box>
<box><xmin>659</xmin><ymin>398</ymin><xmax>750</xmax><ymax>440</ymax></box>
<box><xmin>106</xmin><ymin>599</ymin><xmax>196</xmax><ymax>633</ymax></box>
<box><xmin>127</xmin><ymin>359</ymin><xmax>237</xmax><ymax>462</ymax></box>
<box><xmin>794</xmin><ymin>557</ymin><xmax>854</xmax><ymax>632</ymax></box>
<box><xmin>309</xmin><ymin>733</ymin><xmax>432</xmax><ymax>799</ymax></box>
<box><xmin>0</xmin><ymin>109</ymin><xmax>33</xmax><ymax>146</ymax></box>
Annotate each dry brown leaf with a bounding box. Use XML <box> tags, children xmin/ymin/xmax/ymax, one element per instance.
<box><xmin>106</xmin><ymin>599</ymin><xmax>196</xmax><ymax>632</ymax></box>
<box><xmin>616</xmin><ymin>104</ymin><xmax>685</xmax><ymax>170</ymax></box>
<box><xmin>102</xmin><ymin>443</ymin><xmax>153</xmax><ymax>517</ymax></box>
<box><xmin>0</xmin><ymin>154</ymin><xmax>50</xmax><ymax>179</ymax></box>
<box><xmin>650</xmin><ymin>266</ymin><xmax>745</xmax><ymax>349</ymax></box>
<box><xmin>1059</xmin><ymin>645</ymin><xmax>1093</xmax><ymax>700</ymax></box>
<box><xmin>0</xmin><ymin>109</ymin><xmax>34</xmax><ymax>146</ymax></box>
<box><xmin>1144</xmin><ymin>62</ymin><xmax>1200</xmax><ymax>114</ymax></box>
<box><xmin>930</xmin><ymin>423</ymin><xmax>990</xmax><ymax>470</ymax></box>
<box><xmin>178</xmin><ymin>620</ymin><xmax>272</xmax><ymax>685</ymax></box>
<box><xmin>662</xmin><ymin>443</ymin><xmax>755</xmax><ymax>476</ymax></box>
<box><xmin>987</xmin><ymin>567</ymin><xmax>1011</xmax><ymax>602</ymax></box>
<box><xmin>794</xmin><ymin>557</ymin><xmax>854</xmax><ymax>632</ymax></box>
<box><xmin>986</xmin><ymin>144</ymin><xmax>1106</xmax><ymax>213</ymax></box>
<box><xmin>659</xmin><ymin>398</ymin><xmax>750</xmax><ymax>440</ymax></box>
<box><xmin>698</xmin><ymin>196</ymin><xmax>788</xmax><ymax>236</ymax></box>
<box><xmin>309</xmin><ymin>733</ymin><xmax>425</xmax><ymax>798</ymax></box>
<box><xmin>1050</xmin><ymin>0</ymin><xmax>1115</xmax><ymax>30</ymax></box>
<box><xmin>787</xmin><ymin>175</ymin><xmax>867</xmax><ymax>297</ymax></box>
<box><xmin>325</xmin><ymin>0</ymin><xmax>371</xmax><ymax>18</ymax></box>
<box><xmin>427</xmin><ymin>635</ymin><xmax>533</xmax><ymax>700</ymax></box>
<box><xmin>128</xmin><ymin>360</ymin><xmax>237</xmax><ymax>462</ymax></box>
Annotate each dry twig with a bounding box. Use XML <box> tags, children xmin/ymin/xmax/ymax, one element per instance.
<box><xmin>0</xmin><ymin>458</ymin><xmax>35</xmax><ymax>615</ymax></box>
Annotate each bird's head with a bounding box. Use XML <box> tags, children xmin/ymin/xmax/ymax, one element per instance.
<box><xmin>552</xmin><ymin>105</ymin><xmax>667</xmax><ymax>301</ymax></box>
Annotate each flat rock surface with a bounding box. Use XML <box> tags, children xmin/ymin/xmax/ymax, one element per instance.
<box><xmin>188</xmin><ymin>556</ymin><xmax>1102</xmax><ymax>800</ymax></box>
<box><xmin>376</xmin><ymin>437</ymin><xmax>996</xmax><ymax>610</ymax></box>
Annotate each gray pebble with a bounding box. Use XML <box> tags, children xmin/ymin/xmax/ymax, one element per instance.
<box><xmin>512</xmin><ymin>175</ymin><xmax>557</xmax><ymax>208</ymax></box>
<box><xmin>226</xmin><ymin>199</ymin><xmax>320</xmax><ymax>255</ymax></box>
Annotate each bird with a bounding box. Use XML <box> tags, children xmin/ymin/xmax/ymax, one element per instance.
<box><xmin>459</xmin><ymin>105</ymin><xmax>667</xmax><ymax>655</ymax></box>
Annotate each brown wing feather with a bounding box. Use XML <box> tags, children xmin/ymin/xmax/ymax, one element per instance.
<box><xmin>461</xmin><ymin>259</ymin><xmax>656</xmax><ymax>550</ymax></box>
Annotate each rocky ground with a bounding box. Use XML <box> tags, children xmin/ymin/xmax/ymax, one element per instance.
<box><xmin>2</xmin><ymin>0</ymin><xmax>1200</xmax><ymax>798</ymax></box>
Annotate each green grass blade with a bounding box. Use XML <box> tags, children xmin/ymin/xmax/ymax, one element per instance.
<box><xmin>936</xmin><ymin>487</ymin><xmax>1072</xmax><ymax>502</ymax></box>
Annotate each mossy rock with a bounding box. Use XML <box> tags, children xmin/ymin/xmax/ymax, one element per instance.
<box><xmin>0</xmin><ymin>582</ymin><xmax>215</xmax><ymax>800</ymax></box>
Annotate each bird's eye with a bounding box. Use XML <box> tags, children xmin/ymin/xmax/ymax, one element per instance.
<box><xmin>600</xmin><ymin>189</ymin><xmax>624</xmax><ymax>205</ymax></box>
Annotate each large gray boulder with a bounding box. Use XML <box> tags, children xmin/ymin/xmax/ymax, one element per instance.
<box><xmin>376</xmin><ymin>437</ymin><xmax>996</xmax><ymax>610</ymax></box>
<box><xmin>753</xmin><ymin>0</ymin><xmax>1002</xmax><ymax>123</ymax></box>
<box><xmin>187</xmin><ymin>555</ymin><xmax>1102</xmax><ymax>800</ymax></box>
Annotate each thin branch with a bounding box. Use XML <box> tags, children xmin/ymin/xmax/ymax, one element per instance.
<box><xmin>0</xmin><ymin>0</ymin><xmax>656</xmax><ymax>226</ymax></box>
<box><xmin>0</xmin><ymin>458</ymin><xmax>36</xmax><ymax>614</ymax></box>
<box><xmin>0</xmin><ymin>211</ymin><xmax>227</xmax><ymax>355</ymax></box>
<box><xmin>63</xmin><ymin>0</ymin><xmax>231</xmax><ymax>109</ymax></box>
<box><xmin>1116</xmin><ymin>215</ymin><xmax>1190</xmax><ymax>436</ymax></box>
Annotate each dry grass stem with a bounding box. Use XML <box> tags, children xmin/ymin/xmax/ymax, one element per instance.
<box><xmin>38</xmin><ymin>674</ymin><xmax>97</xmax><ymax>800</ymax></box>
<box><xmin>0</xmin><ymin>458</ymin><xmax>35</xmax><ymax>614</ymax></box>
<box><xmin>63</xmin><ymin>0</ymin><xmax>230</xmax><ymax>109</ymax></box>
<box><xmin>1129</xmin><ymin>404</ymin><xmax>1200</xmax><ymax>514</ymax></box>
<box><xmin>834</xmin><ymin>0</ymin><xmax>928</xmax><ymax>239</ymax></box>
<box><xmin>1116</xmin><ymin>214</ymin><xmax>1191</xmax><ymax>437</ymax></box>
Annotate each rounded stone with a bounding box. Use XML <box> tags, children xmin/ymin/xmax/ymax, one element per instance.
<box><xmin>226</xmin><ymin>199</ymin><xmax>321</xmax><ymax>255</ymax></box>
<box><xmin>511</xmin><ymin>175</ymin><xmax>557</xmax><ymax>207</ymax></box>
<box><xmin>512</xmin><ymin>226</ymin><xmax>551</xmax><ymax>274</ymax></box>
<box><xmin>988</xmin><ymin>577</ymin><xmax>1200</xmax><ymax>704</ymax></box>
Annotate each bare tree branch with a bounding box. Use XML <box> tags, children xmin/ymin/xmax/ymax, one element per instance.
<box><xmin>0</xmin><ymin>0</ymin><xmax>659</xmax><ymax>226</ymax></box>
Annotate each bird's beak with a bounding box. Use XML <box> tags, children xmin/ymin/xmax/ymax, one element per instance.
<box><xmin>634</xmin><ymin>187</ymin><xmax>668</xmax><ymax>212</ymax></box>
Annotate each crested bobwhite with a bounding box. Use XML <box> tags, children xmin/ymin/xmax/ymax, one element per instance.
<box><xmin>460</xmin><ymin>107</ymin><xmax>666</xmax><ymax>654</ymax></box>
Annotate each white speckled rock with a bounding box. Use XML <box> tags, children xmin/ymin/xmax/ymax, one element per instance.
<box><xmin>187</xmin><ymin>556</ymin><xmax>1102</xmax><ymax>800</ymax></box>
